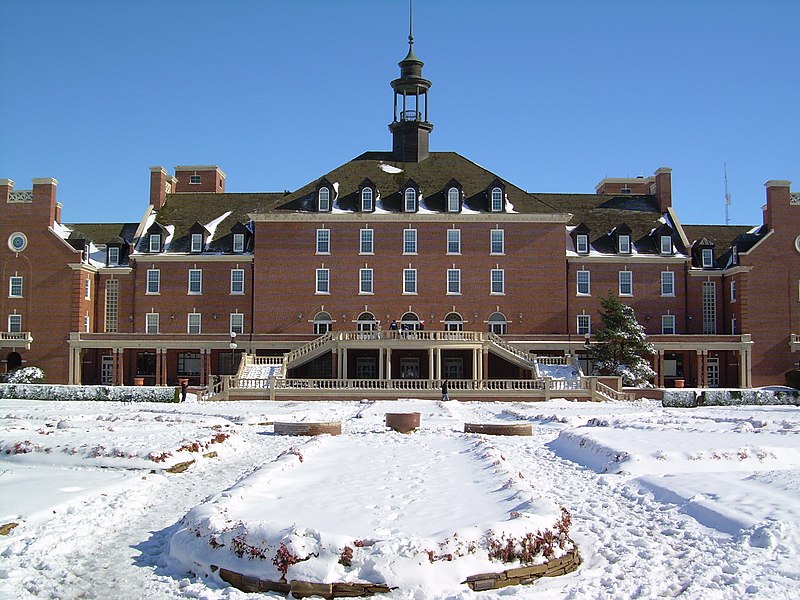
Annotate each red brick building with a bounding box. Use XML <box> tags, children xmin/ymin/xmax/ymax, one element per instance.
<box><xmin>2</xmin><ymin>37</ymin><xmax>798</xmax><ymax>390</ymax></box>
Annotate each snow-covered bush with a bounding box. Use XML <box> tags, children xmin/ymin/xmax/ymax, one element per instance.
<box><xmin>0</xmin><ymin>383</ymin><xmax>175</xmax><ymax>402</ymax></box>
<box><xmin>663</xmin><ymin>388</ymin><xmax>800</xmax><ymax>408</ymax></box>
<box><xmin>7</xmin><ymin>367</ymin><xmax>45</xmax><ymax>384</ymax></box>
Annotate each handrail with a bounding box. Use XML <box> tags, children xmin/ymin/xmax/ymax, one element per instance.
<box><xmin>272</xmin><ymin>377</ymin><xmax>547</xmax><ymax>391</ymax></box>
<box><xmin>282</xmin><ymin>332</ymin><xmax>334</xmax><ymax>373</ymax></box>
<box><xmin>0</xmin><ymin>332</ymin><xmax>32</xmax><ymax>340</ymax></box>
<box><xmin>594</xmin><ymin>379</ymin><xmax>632</xmax><ymax>401</ymax></box>
<box><xmin>487</xmin><ymin>332</ymin><xmax>535</xmax><ymax>365</ymax></box>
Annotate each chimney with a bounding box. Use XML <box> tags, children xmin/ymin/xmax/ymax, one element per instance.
<box><xmin>762</xmin><ymin>179</ymin><xmax>791</xmax><ymax>230</ymax></box>
<box><xmin>32</xmin><ymin>178</ymin><xmax>59</xmax><ymax>227</ymax></box>
<box><xmin>0</xmin><ymin>178</ymin><xmax>12</xmax><ymax>204</ymax></box>
<box><xmin>150</xmin><ymin>167</ymin><xmax>170</xmax><ymax>210</ymax></box>
<box><xmin>654</xmin><ymin>167</ymin><xmax>672</xmax><ymax>212</ymax></box>
<box><xmin>55</xmin><ymin>202</ymin><xmax>62</xmax><ymax>224</ymax></box>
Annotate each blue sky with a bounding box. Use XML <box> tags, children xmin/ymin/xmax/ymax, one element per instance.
<box><xmin>1</xmin><ymin>0</ymin><xmax>797</xmax><ymax>226</ymax></box>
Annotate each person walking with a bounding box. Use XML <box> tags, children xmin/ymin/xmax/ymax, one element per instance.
<box><xmin>441</xmin><ymin>379</ymin><xmax>449</xmax><ymax>402</ymax></box>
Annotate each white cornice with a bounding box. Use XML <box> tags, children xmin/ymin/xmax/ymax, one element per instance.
<box><xmin>129</xmin><ymin>254</ymin><xmax>254</xmax><ymax>263</ymax></box>
<box><xmin>567</xmin><ymin>255</ymin><xmax>688</xmax><ymax>265</ymax></box>
<box><xmin>68</xmin><ymin>263</ymin><xmax>97</xmax><ymax>273</ymax></box>
<box><xmin>249</xmin><ymin>212</ymin><xmax>572</xmax><ymax>224</ymax></box>
<box><xmin>97</xmin><ymin>267</ymin><xmax>134</xmax><ymax>275</ymax></box>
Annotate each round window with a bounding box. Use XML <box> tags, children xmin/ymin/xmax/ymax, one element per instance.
<box><xmin>795</xmin><ymin>235</ymin><xmax>800</xmax><ymax>254</ymax></box>
<box><xmin>8</xmin><ymin>232</ymin><xmax>27</xmax><ymax>253</ymax></box>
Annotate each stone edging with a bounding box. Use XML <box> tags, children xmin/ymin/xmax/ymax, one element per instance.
<box><xmin>463</xmin><ymin>548</ymin><xmax>581</xmax><ymax>591</ymax></box>
<box><xmin>273</xmin><ymin>421</ymin><xmax>342</xmax><ymax>436</ymax></box>
<box><xmin>464</xmin><ymin>422</ymin><xmax>533</xmax><ymax>436</ymax></box>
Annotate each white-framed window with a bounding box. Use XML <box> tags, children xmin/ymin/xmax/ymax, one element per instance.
<box><xmin>188</xmin><ymin>269</ymin><xmax>202</xmax><ymax>294</ymax></box>
<box><xmin>108</xmin><ymin>246</ymin><xmax>119</xmax><ymax>266</ymax></box>
<box><xmin>702</xmin><ymin>248</ymin><xmax>714</xmax><ymax>267</ymax></box>
<box><xmin>316</xmin><ymin>228</ymin><xmax>330</xmax><ymax>254</ymax></box>
<box><xmin>577</xmin><ymin>270</ymin><xmax>590</xmax><ymax>295</ymax></box>
<box><xmin>404</xmin><ymin>187</ymin><xmax>417</xmax><ymax>212</ymax></box>
<box><xmin>104</xmin><ymin>279</ymin><xmax>119</xmax><ymax>333</ymax></box>
<box><xmin>146</xmin><ymin>312</ymin><xmax>159</xmax><ymax>334</ymax></box>
<box><xmin>702</xmin><ymin>281</ymin><xmax>717</xmax><ymax>334</ymax></box>
<box><xmin>230</xmin><ymin>312</ymin><xmax>244</xmax><ymax>334</ymax></box>
<box><xmin>490</xmin><ymin>187</ymin><xmax>503</xmax><ymax>212</ymax></box>
<box><xmin>490</xmin><ymin>269</ymin><xmax>505</xmax><ymax>294</ymax></box>
<box><xmin>189</xmin><ymin>174</ymin><xmax>201</xmax><ymax>185</ymax></box>
<box><xmin>361</xmin><ymin>187</ymin><xmax>373</xmax><ymax>212</ymax></box>
<box><xmin>233</xmin><ymin>233</ymin><xmax>245</xmax><ymax>253</ymax></box>
<box><xmin>662</xmin><ymin>314</ymin><xmax>676</xmax><ymax>335</ymax></box>
<box><xmin>490</xmin><ymin>229</ymin><xmax>505</xmax><ymax>254</ymax></box>
<box><xmin>8</xmin><ymin>314</ymin><xmax>22</xmax><ymax>333</ymax></box>
<box><xmin>447</xmin><ymin>268</ymin><xmax>461</xmax><ymax>294</ymax></box>
<box><xmin>403</xmin><ymin>228</ymin><xmax>417</xmax><ymax>254</ymax></box>
<box><xmin>577</xmin><ymin>314</ymin><xmax>591</xmax><ymax>335</ymax></box>
<box><xmin>660</xmin><ymin>235</ymin><xmax>673</xmax><ymax>254</ymax></box>
<box><xmin>730</xmin><ymin>279</ymin><xmax>737</xmax><ymax>303</ymax></box>
<box><xmin>318</xmin><ymin>187</ymin><xmax>331</xmax><ymax>211</ymax></box>
<box><xmin>191</xmin><ymin>233</ymin><xmax>203</xmax><ymax>253</ymax></box>
<box><xmin>188</xmin><ymin>313</ymin><xmax>202</xmax><ymax>334</ymax></box>
<box><xmin>618</xmin><ymin>235</ymin><xmax>631</xmax><ymax>254</ymax></box>
<box><xmin>447</xmin><ymin>187</ymin><xmax>460</xmax><ymax>212</ymax></box>
<box><xmin>146</xmin><ymin>269</ymin><xmax>160</xmax><ymax>294</ymax></box>
<box><xmin>488</xmin><ymin>312</ymin><xmax>507</xmax><ymax>334</ymax></box>
<box><xmin>84</xmin><ymin>314</ymin><xmax>90</xmax><ymax>333</ymax></box>
<box><xmin>9</xmin><ymin>276</ymin><xmax>22</xmax><ymax>298</ymax></box>
<box><xmin>619</xmin><ymin>270</ymin><xmax>633</xmax><ymax>296</ymax></box>
<box><xmin>403</xmin><ymin>268</ymin><xmax>417</xmax><ymax>294</ymax></box>
<box><xmin>316</xmin><ymin>268</ymin><xmax>330</xmax><ymax>294</ymax></box>
<box><xmin>230</xmin><ymin>269</ymin><xmax>245</xmax><ymax>294</ymax></box>
<box><xmin>444</xmin><ymin>312</ymin><xmax>464</xmax><ymax>332</ymax></box>
<box><xmin>661</xmin><ymin>271</ymin><xmax>675</xmax><ymax>296</ymax></box>
<box><xmin>149</xmin><ymin>234</ymin><xmax>161</xmax><ymax>253</ymax></box>
<box><xmin>359</xmin><ymin>268</ymin><xmax>373</xmax><ymax>294</ymax></box>
<box><xmin>576</xmin><ymin>234</ymin><xmax>588</xmax><ymax>254</ymax></box>
<box><xmin>360</xmin><ymin>228</ymin><xmax>374</xmax><ymax>254</ymax></box>
<box><xmin>731</xmin><ymin>315</ymin><xmax>737</xmax><ymax>335</ymax></box>
<box><xmin>313</xmin><ymin>311</ymin><xmax>332</xmax><ymax>335</ymax></box>
<box><xmin>84</xmin><ymin>276</ymin><xmax>91</xmax><ymax>300</ymax></box>
<box><xmin>447</xmin><ymin>229</ymin><xmax>461</xmax><ymax>254</ymax></box>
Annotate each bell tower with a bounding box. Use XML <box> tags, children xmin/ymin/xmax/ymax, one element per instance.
<box><xmin>389</xmin><ymin>3</ymin><xmax>433</xmax><ymax>162</ymax></box>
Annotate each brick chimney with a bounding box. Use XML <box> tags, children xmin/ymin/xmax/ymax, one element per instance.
<box><xmin>762</xmin><ymin>180</ymin><xmax>792</xmax><ymax>230</ymax></box>
<box><xmin>32</xmin><ymin>178</ymin><xmax>59</xmax><ymax>227</ymax></box>
<box><xmin>55</xmin><ymin>202</ymin><xmax>62</xmax><ymax>224</ymax></box>
<box><xmin>0</xmin><ymin>178</ymin><xmax>12</xmax><ymax>204</ymax></box>
<box><xmin>174</xmin><ymin>166</ymin><xmax>226</xmax><ymax>193</ymax></box>
<box><xmin>149</xmin><ymin>167</ymin><xmax>177</xmax><ymax>211</ymax></box>
<box><xmin>654</xmin><ymin>167</ymin><xmax>672</xmax><ymax>213</ymax></box>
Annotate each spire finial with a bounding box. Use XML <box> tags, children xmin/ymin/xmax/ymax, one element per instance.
<box><xmin>408</xmin><ymin>0</ymin><xmax>414</xmax><ymax>48</ymax></box>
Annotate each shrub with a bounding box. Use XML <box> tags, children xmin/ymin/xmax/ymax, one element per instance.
<box><xmin>785</xmin><ymin>369</ymin><xmax>800</xmax><ymax>390</ymax></box>
<box><xmin>7</xmin><ymin>367</ymin><xmax>45</xmax><ymax>384</ymax></box>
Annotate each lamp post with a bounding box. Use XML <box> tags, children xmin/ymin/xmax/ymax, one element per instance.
<box><xmin>229</xmin><ymin>331</ymin><xmax>238</xmax><ymax>375</ymax></box>
<box><xmin>583</xmin><ymin>332</ymin><xmax>591</xmax><ymax>350</ymax></box>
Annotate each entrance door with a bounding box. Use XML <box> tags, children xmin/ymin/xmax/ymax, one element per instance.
<box><xmin>356</xmin><ymin>357</ymin><xmax>377</xmax><ymax>379</ymax></box>
<box><xmin>400</xmin><ymin>357</ymin><xmax>420</xmax><ymax>379</ymax></box>
<box><xmin>443</xmin><ymin>357</ymin><xmax>464</xmax><ymax>379</ymax></box>
<box><xmin>707</xmin><ymin>357</ymin><xmax>720</xmax><ymax>388</ymax></box>
<box><xmin>101</xmin><ymin>355</ymin><xmax>114</xmax><ymax>384</ymax></box>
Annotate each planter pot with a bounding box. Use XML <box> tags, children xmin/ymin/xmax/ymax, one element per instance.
<box><xmin>134</xmin><ymin>377</ymin><xmax>145</xmax><ymax>386</ymax></box>
<box><xmin>674</xmin><ymin>379</ymin><xmax>685</xmax><ymax>388</ymax></box>
<box><xmin>385</xmin><ymin>412</ymin><xmax>421</xmax><ymax>433</ymax></box>
<box><xmin>178</xmin><ymin>378</ymin><xmax>189</xmax><ymax>386</ymax></box>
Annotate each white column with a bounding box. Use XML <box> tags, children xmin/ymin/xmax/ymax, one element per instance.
<box><xmin>428</xmin><ymin>348</ymin><xmax>435</xmax><ymax>380</ymax></box>
<box><xmin>378</xmin><ymin>348</ymin><xmax>384</xmax><ymax>380</ymax></box>
<box><xmin>386</xmin><ymin>348</ymin><xmax>392</xmax><ymax>379</ymax></box>
<box><xmin>473</xmin><ymin>348</ymin><xmax>479</xmax><ymax>380</ymax></box>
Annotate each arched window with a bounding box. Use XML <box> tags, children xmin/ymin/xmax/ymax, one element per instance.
<box><xmin>6</xmin><ymin>352</ymin><xmax>22</xmax><ymax>371</ymax></box>
<box><xmin>404</xmin><ymin>188</ymin><xmax>417</xmax><ymax>212</ymax></box>
<box><xmin>447</xmin><ymin>187</ymin><xmax>460</xmax><ymax>212</ymax></box>
<box><xmin>491</xmin><ymin>187</ymin><xmax>503</xmax><ymax>212</ymax></box>
<box><xmin>488</xmin><ymin>311</ymin><xmax>508</xmax><ymax>335</ymax></box>
<box><xmin>313</xmin><ymin>311</ymin><xmax>332</xmax><ymax>335</ymax></box>
<box><xmin>318</xmin><ymin>187</ymin><xmax>331</xmax><ymax>212</ymax></box>
<box><xmin>356</xmin><ymin>311</ymin><xmax>377</xmax><ymax>331</ymax></box>
<box><xmin>361</xmin><ymin>187</ymin><xmax>373</xmax><ymax>212</ymax></box>
<box><xmin>400</xmin><ymin>311</ymin><xmax>421</xmax><ymax>331</ymax></box>
<box><xmin>444</xmin><ymin>312</ymin><xmax>464</xmax><ymax>332</ymax></box>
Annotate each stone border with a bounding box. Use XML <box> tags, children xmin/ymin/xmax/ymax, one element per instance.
<box><xmin>385</xmin><ymin>412</ymin><xmax>421</xmax><ymax>433</ymax></box>
<box><xmin>214</xmin><ymin>548</ymin><xmax>579</xmax><ymax>597</ymax></box>
<box><xmin>464</xmin><ymin>422</ymin><xmax>532</xmax><ymax>436</ymax></box>
<box><xmin>273</xmin><ymin>421</ymin><xmax>342</xmax><ymax>436</ymax></box>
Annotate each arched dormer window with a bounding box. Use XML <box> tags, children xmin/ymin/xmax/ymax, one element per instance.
<box><xmin>447</xmin><ymin>187</ymin><xmax>460</xmax><ymax>213</ymax></box>
<box><xmin>490</xmin><ymin>187</ymin><xmax>504</xmax><ymax>212</ymax></box>
<box><xmin>404</xmin><ymin>187</ymin><xmax>417</xmax><ymax>213</ymax></box>
<box><xmin>361</xmin><ymin>187</ymin><xmax>374</xmax><ymax>212</ymax></box>
<box><xmin>318</xmin><ymin>187</ymin><xmax>331</xmax><ymax>212</ymax></box>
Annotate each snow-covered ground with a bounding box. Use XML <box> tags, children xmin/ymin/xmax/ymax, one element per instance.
<box><xmin>1</xmin><ymin>396</ymin><xmax>798</xmax><ymax>599</ymax></box>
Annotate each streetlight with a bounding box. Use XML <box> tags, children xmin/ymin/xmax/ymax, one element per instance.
<box><xmin>229</xmin><ymin>331</ymin><xmax>238</xmax><ymax>375</ymax></box>
<box><xmin>583</xmin><ymin>332</ymin><xmax>591</xmax><ymax>350</ymax></box>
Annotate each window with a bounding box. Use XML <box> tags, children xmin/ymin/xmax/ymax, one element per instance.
<box><xmin>702</xmin><ymin>248</ymin><xmax>714</xmax><ymax>268</ymax></box>
<box><xmin>9</xmin><ymin>276</ymin><xmax>22</xmax><ymax>298</ymax></box>
<box><xmin>108</xmin><ymin>247</ymin><xmax>119</xmax><ymax>266</ymax></box>
<box><xmin>178</xmin><ymin>352</ymin><xmax>201</xmax><ymax>376</ymax></box>
<box><xmin>8</xmin><ymin>314</ymin><xmax>22</xmax><ymax>333</ymax></box>
<box><xmin>230</xmin><ymin>269</ymin><xmax>245</xmax><ymax>294</ymax></box>
<box><xmin>313</xmin><ymin>311</ymin><xmax>331</xmax><ymax>335</ymax></box>
<box><xmin>577</xmin><ymin>270</ymin><xmax>590</xmax><ymax>295</ymax></box>
<box><xmin>490</xmin><ymin>269</ymin><xmax>505</xmax><ymax>294</ymax></box>
<box><xmin>660</xmin><ymin>235</ymin><xmax>672</xmax><ymax>254</ymax></box>
<box><xmin>146</xmin><ymin>269</ymin><xmax>160</xmax><ymax>294</ymax></box>
<box><xmin>491</xmin><ymin>187</ymin><xmax>503</xmax><ymax>212</ymax></box>
<box><xmin>618</xmin><ymin>235</ymin><xmax>631</xmax><ymax>254</ymax></box>
<box><xmin>146</xmin><ymin>312</ymin><xmax>159</xmax><ymax>334</ymax></box>
<box><xmin>357</xmin><ymin>311</ymin><xmax>378</xmax><ymax>332</ymax></box>
<box><xmin>316</xmin><ymin>268</ymin><xmax>330</xmax><ymax>294</ymax></box>
<box><xmin>230</xmin><ymin>312</ymin><xmax>244</xmax><ymax>334</ymax></box>
<box><xmin>359</xmin><ymin>268</ymin><xmax>373</xmax><ymax>294</ymax></box>
<box><xmin>361</xmin><ymin>187</ymin><xmax>373</xmax><ymax>212</ymax></box>
<box><xmin>619</xmin><ymin>270</ymin><xmax>633</xmax><ymax>296</ymax></box>
<box><xmin>447</xmin><ymin>187</ymin><xmax>460</xmax><ymax>212</ymax></box>
<box><xmin>447</xmin><ymin>268</ymin><xmax>461</xmax><ymax>294</ymax></box>
<box><xmin>490</xmin><ymin>229</ymin><xmax>505</xmax><ymax>254</ymax></box>
<box><xmin>360</xmin><ymin>228</ymin><xmax>374</xmax><ymax>254</ymax></box>
<box><xmin>105</xmin><ymin>279</ymin><xmax>119</xmax><ymax>333</ymax></box>
<box><xmin>316</xmin><ymin>228</ymin><xmax>330</xmax><ymax>254</ymax></box>
<box><xmin>189</xmin><ymin>174</ymin><xmax>201</xmax><ymax>184</ymax></box>
<box><xmin>576</xmin><ymin>234</ymin><xmax>588</xmax><ymax>254</ymax></box>
<box><xmin>233</xmin><ymin>233</ymin><xmax>245</xmax><ymax>253</ymax></box>
<box><xmin>403</xmin><ymin>268</ymin><xmax>417</xmax><ymax>294</ymax></box>
<box><xmin>731</xmin><ymin>315</ymin><xmax>737</xmax><ymax>335</ymax></box>
<box><xmin>447</xmin><ymin>229</ymin><xmax>461</xmax><ymax>254</ymax></box>
<box><xmin>488</xmin><ymin>312</ymin><xmax>507</xmax><ymax>335</ymax></box>
<box><xmin>188</xmin><ymin>313</ymin><xmax>202</xmax><ymax>334</ymax></box>
<box><xmin>191</xmin><ymin>233</ymin><xmax>203</xmax><ymax>253</ymax></box>
<box><xmin>577</xmin><ymin>314</ymin><xmax>591</xmax><ymax>335</ymax></box>
<box><xmin>661</xmin><ymin>271</ymin><xmax>675</xmax><ymax>296</ymax></box>
<box><xmin>403</xmin><ymin>228</ymin><xmax>417</xmax><ymax>254</ymax></box>
<box><xmin>149</xmin><ymin>234</ymin><xmax>161</xmax><ymax>253</ymax></box>
<box><xmin>404</xmin><ymin>188</ymin><xmax>416</xmax><ymax>212</ymax></box>
<box><xmin>730</xmin><ymin>280</ymin><xmax>737</xmax><ymax>303</ymax></box>
<box><xmin>444</xmin><ymin>312</ymin><xmax>464</xmax><ymax>332</ymax></box>
<box><xmin>84</xmin><ymin>314</ymin><xmax>90</xmax><ymax>333</ymax></box>
<box><xmin>318</xmin><ymin>187</ymin><xmax>330</xmax><ymax>212</ymax></box>
<box><xmin>662</xmin><ymin>314</ymin><xmax>676</xmax><ymax>335</ymax></box>
<box><xmin>702</xmin><ymin>281</ymin><xmax>717</xmax><ymax>334</ymax></box>
<box><xmin>84</xmin><ymin>276</ymin><xmax>91</xmax><ymax>300</ymax></box>
<box><xmin>188</xmin><ymin>269</ymin><xmax>202</xmax><ymax>294</ymax></box>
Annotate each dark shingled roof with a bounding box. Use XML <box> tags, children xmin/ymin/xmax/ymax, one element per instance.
<box><xmin>683</xmin><ymin>224</ymin><xmax>766</xmax><ymax>268</ymax></box>
<box><xmin>66</xmin><ymin>223</ymin><xmax>139</xmax><ymax>245</ymax></box>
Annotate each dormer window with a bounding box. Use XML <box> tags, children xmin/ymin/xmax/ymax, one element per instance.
<box><xmin>233</xmin><ymin>233</ymin><xmax>245</xmax><ymax>253</ymax></box>
<box><xmin>191</xmin><ymin>233</ymin><xmax>203</xmax><ymax>253</ymax></box>
<box><xmin>660</xmin><ymin>235</ymin><xmax>673</xmax><ymax>255</ymax></box>
<box><xmin>576</xmin><ymin>234</ymin><xmax>589</xmax><ymax>254</ymax></box>
<box><xmin>190</xmin><ymin>174</ymin><xmax>201</xmax><ymax>185</ymax></box>
<box><xmin>490</xmin><ymin>187</ymin><xmax>503</xmax><ymax>212</ymax></box>
<box><xmin>447</xmin><ymin>187</ymin><xmax>460</xmax><ymax>212</ymax></box>
<box><xmin>404</xmin><ymin>187</ymin><xmax>417</xmax><ymax>212</ymax></box>
<box><xmin>108</xmin><ymin>247</ymin><xmax>119</xmax><ymax>266</ymax></box>
<box><xmin>318</xmin><ymin>187</ymin><xmax>331</xmax><ymax>212</ymax></box>
<box><xmin>702</xmin><ymin>248</ymin><xmax>714</xmax><ymax>268</ymax></box>
<box><xmin>618</xmin><ymin>235</ymin><xmax>631</xmax><ymax>254</ymax></box>
<box><xmin>149</xmin><ymin>233</ymin><xmax>161</xmax><ymax>253</ymax></box>
<box><xmin>621</xmin><ymin>186</ymin><xmax>632</xmax><ymax>194</ymax></box>
<box><xmin>361</xmin><ymin>187</ymin><xmax>374</xmax><ymax>212</ymax></box>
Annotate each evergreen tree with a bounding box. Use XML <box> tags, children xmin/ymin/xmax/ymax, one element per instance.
<box><xmin>588</xmin><ymin>293</ymin><xmax>656</xmax><ymax>387</ymax></box>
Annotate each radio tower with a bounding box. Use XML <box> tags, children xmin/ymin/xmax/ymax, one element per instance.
<box><xmin>724</xmin><ymin>163</ymin><xmax>731</xmax><ymax>225</ymax></box>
